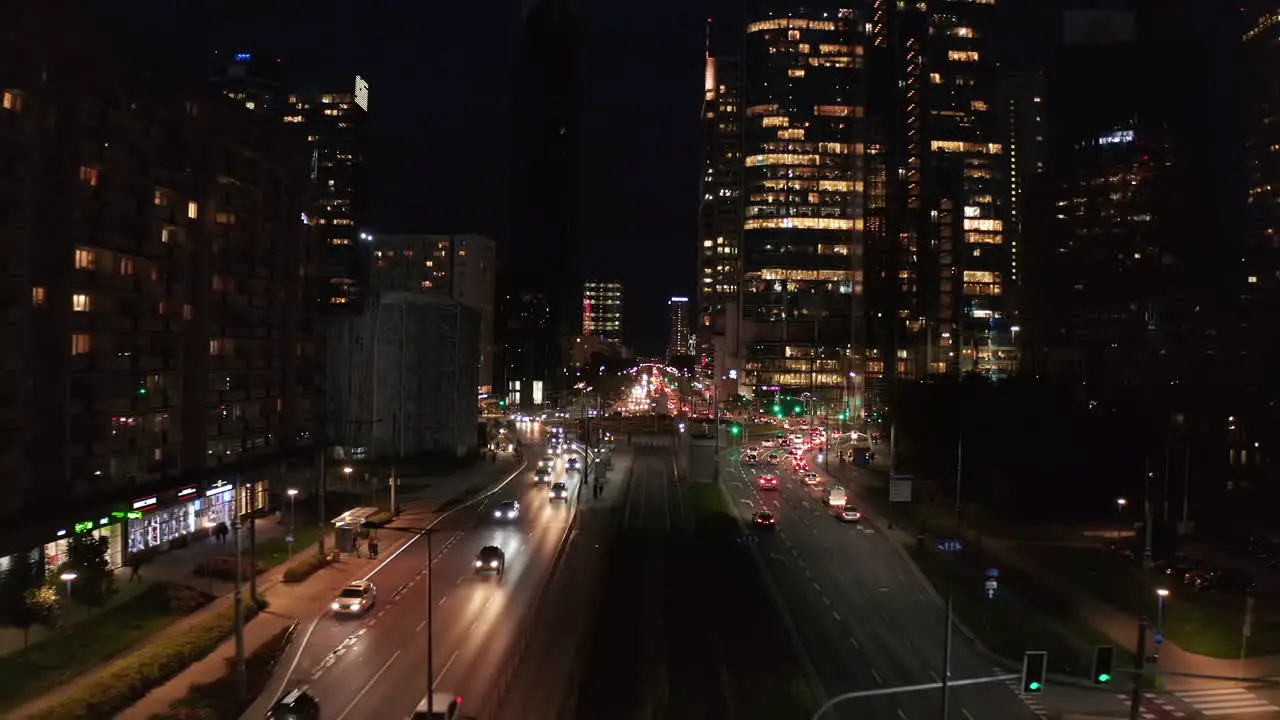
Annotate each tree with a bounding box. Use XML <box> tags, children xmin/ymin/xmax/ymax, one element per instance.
<box><xmin>0</xmin><ymin>551</ymin><xmax>40</xmax><ymax>627</ymax></box>
<box><xmin>58</xmin><ymin>533</ymin><xmax>115</xmax><ymax>608</ymax></box>
<box><xmin>19</xmin><ymin>586</ymin><xmax>60</xmax><ymax>648</ymax></box>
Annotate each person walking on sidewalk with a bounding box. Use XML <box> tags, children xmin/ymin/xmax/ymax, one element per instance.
<box><xmin>127</xmin><ymin>555</ymin><xmax>141</xmax><ymax>582</ymax></box>
<box><xmin>369</xmin><ymin>538</ymin><xmax>380</xmax><ymax>559</ymax></box>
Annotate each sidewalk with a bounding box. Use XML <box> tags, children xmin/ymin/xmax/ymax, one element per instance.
<box><xmin>0</xmin><ymin>515</ymin><xmax>288</xmax><ymax>658</ymax></box>
<box><xmin>825</xmin><ymin>461</ymin><xmax>1280</xmax><ymax>686</ymax></box>
<box><xmin>10</xmin><ymin>457</ymin><xmax>519</xmax><ymax>719</ymax></box>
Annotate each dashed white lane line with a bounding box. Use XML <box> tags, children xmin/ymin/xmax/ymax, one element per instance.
<box><xmin>832</xmin><ymin>611</ymin><xmax>841</xmax><ymax>621</ymax></box>
<box><xmin>812</xmin><ymin>581</ymin><xmax>821</xmax><ymax>591</ymax></box>
<box><xmin>416</xmin><ymin>620</ymin><xmax>426</xmax><ymax>632</ymax></box>
<box><xmin>930</xmin><ymin>671</ymin><xmax>940</xmax><ymax>682</ymax></box>
<box><xmin>336</xmin><ymin>649</ymin><xmax>401</xmax><ymax>720</ymax></box>
<box><xmin>438</xmin><ymin>595</ymin><xmax>448</xmax><ymax>606</ymax></box>
<box><xmin>849</xmin><ymin>636</ymin><xmax>860</xmax><ymax>649</ymax></box>
<box><xmin>896</xmin><ymin>707</ymin><xmax>908</xmax><ymax>719</ymax></box>
<box><xmin>872</xmin><ymin>669</ymin><xmax>883</xmax><ymax>685</ymax></box>
<box><xmin>822</xmin><ymin>596</ymin><xmax>831</xmax><ymax>606</ymax></box>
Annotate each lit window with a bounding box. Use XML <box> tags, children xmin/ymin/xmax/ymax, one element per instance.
<box><xmin>183</xmin><ymin>304</ymin><xmax>193</xmax><ymax>320</ymax></box>
<box><xmin>209</xmin><ymin>339</ymin><xmax>222</xmax><ymax>355</ymax></box>
<box><xmin>74</xmin><ymin>248</ymin><xmax>96</xmax><ymax>270</ymax></box>
<box><xmin>161</xmin><ymin>226</ymin><xmax>179</xmax><ymax>244</ymax></box>
<box><xmin>948</xmin><ymin>51</ymin><xmax>980</xmax><ymax>62</ymax></box>
<box><xmin>72</xmin><ymin>293</ymin><xmax>91</xmax><ymax>312</ymax></box>
<box><xmin>1248</xmin><ymin>276</ymin><xmax>1259</xmax><ymax>284</ymax></box>
<box><xmin>187</xmin><ymin>201</ymin><xmax>199</xmax><ymax>220</ymax></box>
<box><xmin>71</xmin><ymin>333</ymin><xmax>92</xmax><ymax>355</ymax></box>
<box><xmin>215</xmin><ymin>211</ymin><xmax>236</xmax><ymax>225</ymax></box>
<box><xmin>119</xmin><ymin>257</ymin><xmax>135</xmax><ymax>275</ymax></box>
<box><xmin>929</xmin><ymin>72</ymin><xmax>942</xmax><ymax>84</ymax></box>
<box><xmin>31</xmin><ymin>286</ymin><xmax>45</xmax><ymax>306</ymax></box>
<box><xmin>153</xmin><ymin>188</ymin><xmax>170</xmax><ymax>206</ymax></box>
<box><xmin>78</xmin><ymin>166</ymin><xmax>100</xmax><ymax>187</ymax></box>
<box><xmin>788</xmin><ymin>68</ymin><xmax>806</xmax><ymax>78</ymax></box>
<box><xmin>2</xmin><ymin>89</ymin><xmax>23</xmax><ymax>111</ymax></box>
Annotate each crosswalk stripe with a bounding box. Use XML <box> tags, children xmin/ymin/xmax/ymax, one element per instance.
<box><xmin>1201</xmin><ymin>707</ymin><xmax>1279</xmax><ymax>717</ymax></box>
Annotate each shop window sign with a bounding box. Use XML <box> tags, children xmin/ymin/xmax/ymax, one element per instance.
<box><xmin>132</xmin><ymin>496</ymin><xmax>158</xmax><ymax>511</ymax></box>
<box><xmin>74</xmin><ymin>521</ymin><xmax>95</xmax><ymax>534</ymax></box>
<box><xmin>177</xmin><ymin>485</ymin><xmax>198</xmax><ymax>499</ymax></box>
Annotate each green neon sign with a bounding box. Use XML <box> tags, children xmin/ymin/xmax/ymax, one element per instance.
<box><xmin>74</xmin><ymin>521</ymin><xmax>95</xmax><ymax>534</ymax></box>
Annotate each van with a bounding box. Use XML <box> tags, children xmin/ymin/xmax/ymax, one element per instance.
<box><xmin>824</xmin><ymin>485</ymin><xmax>848</xmax><ymax>507</ymax></box>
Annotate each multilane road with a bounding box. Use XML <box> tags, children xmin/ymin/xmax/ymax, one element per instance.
<box><xmin>721</xmin><ymin>450</ymin><xmax>1040</xmax><ymax>720</ymax></box>
<box><xmin>270</xmin><ymin>447</ymin><xmax>583</xmax><ymax>719</ymax></box>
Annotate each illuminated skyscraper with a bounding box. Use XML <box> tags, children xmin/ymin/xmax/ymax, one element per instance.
<box><xmin>1242</xmin><ymin>6</ymin><xmax>1280</xmax><ymax>387</ymax></box>
<box><xmin>867</xmin><ymin>0</ymin><xmax>1012</xmax><ymax>382</ymax></box>
<box><xmin>668</xmin><ymin>297</ymin><xmax>692</xmax><ymax>359</ymax></box>
<box><xmin>740</xmin><ymin>6</ymin><xmax>868</xmax><ymax>412</ymax></box>
<box><xmin>581</xmin><ymin>281</ymin><xmax>622</xmax><ymax>340</ymax></box>
<box><xmin>698</xmin><ymin>18</ymin><xmax>744</xmax><ymax>388</ymax></box>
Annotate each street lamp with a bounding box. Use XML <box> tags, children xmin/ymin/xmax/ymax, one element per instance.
<box><xmin>1156</xmin><ymin>588</ymin><xmax>1169</xmax><ymax>636</ymax></box>
<box><xmin>60</xmin><ymin>571</ymin><xmax>77</xmax><ymax>601</ymax></box>
<box><xmin>287</xmin><ymin>489</ymin><xmax>299</xmax><ymax>562</ymax></box>
<box><xmin>1116</xmin><ymin>497</ymin><xmax>1128</xmax><ymax>514</ymax></box>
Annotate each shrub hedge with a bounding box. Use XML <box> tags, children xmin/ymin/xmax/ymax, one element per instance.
<box><xmin>35</xmin><ymin>594</ymin><xmax>267</xmax><ymax>720</ymax></box>
<box><xmin>281</xmin><ymin>552</ymin><xmax>331</xmax><ymax>583</ymax></box>
<box><xmin>148</xmin><ymin>621</ymin><xmax>296</xmax><ymax>720</ymax></box>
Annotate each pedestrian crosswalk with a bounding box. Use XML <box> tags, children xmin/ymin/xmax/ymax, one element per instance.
<box><xmin>997</xmin><ymin>666</ymin><xmax>1048</xmax><ymax>718</ymax></box>
<box><xmin>1174</xmin><ymin>687</ymin><xmax>1279</xmax><ymax>717</ymax></box>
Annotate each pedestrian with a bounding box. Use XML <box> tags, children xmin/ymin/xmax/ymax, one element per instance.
<box><xmin>369</xmin><ymin>538</ymin><xmax>380</xmax><ymax>559</ymax></box>
<box><xmin>128</xmin><ymin>556</ymin><xmax>141</xmax><ymax>582</ymax></box>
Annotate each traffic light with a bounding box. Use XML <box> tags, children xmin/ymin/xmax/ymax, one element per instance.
<box><xmin>498</xmin><ymin>400</ymin><xmax>506</xmax><ymax>407</ymax></box>
<box><xmin>793</xmin><ymin>404</ymin><xmax>803</xmax><ymax>415</ymax></box>
<box><xmin>771</xmin><ymin>403</ymin><xmax>781</xmax><ymax>414</ymax></box>
<box><xmin>729</xmin><ymin>424</ymin><xmax>741</xmax><ymax>436</ymax></box>
<box><xmin>1021</xmin><ymin>651</ymin><xmax>1047</xmax><ymax>694</ymax></box>
<box><xmin>1092</xmin><ymin>646</ymin><xmax>1114</xmax><ymax>685</ymax></box>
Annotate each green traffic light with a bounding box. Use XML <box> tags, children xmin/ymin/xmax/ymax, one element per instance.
<box><xmin>1096</xmin><ymin>673</ymin><xmax>1110</xmax><ymax>683</ymax></box>
<box><xmin>1027</xmin><ymin>681</ymin><xmax>1041</xmax><ymax>691</ymax></box>
<box><xmin>793</xmin><ymin>405</ymin><xmax>802</xmax><ymax>414</ymax></box>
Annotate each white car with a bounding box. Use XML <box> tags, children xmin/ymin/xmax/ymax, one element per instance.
<box><xmin>838</xmin><ymin>505</ymin><xmax>862</xmax><ymax>522</ymax></box>
<box><xmin>332</xmin><ymin>580</ymin><xmax>376</xmax><ymax>615</ymax></box>
<box><xmin>410</xmin><ymin>692</ymin><xmax>462</xmax><ymax>720</ymax></box>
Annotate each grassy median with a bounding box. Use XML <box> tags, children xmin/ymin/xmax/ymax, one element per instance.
<box><xmin>1015</xmin><ymin>543</ymin><xmax>1279</xmax><ymax>658</ymax></box>
<box><xmin>574</xmin><ymin>481</ymin><xmax>813</xmax><ymax>718</ymax></box>
<box><xmin>908</xmin><ymin>540</ymin><xmax>1139</xmax><ymax>678</ymax></box>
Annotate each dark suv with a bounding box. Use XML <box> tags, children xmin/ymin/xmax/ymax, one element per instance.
<box><xmin>267</xmin><ymin>688</ymin><xmax>320</xmax><ymax>719</ymax></box>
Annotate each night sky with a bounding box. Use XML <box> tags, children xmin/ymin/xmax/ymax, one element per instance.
<box><xmin>110</xmin><ymin>0</ymin><xmax>706</xmax><ymax>354</ymax></box>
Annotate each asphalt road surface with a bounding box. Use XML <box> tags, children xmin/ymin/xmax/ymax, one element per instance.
<box><xmin>722</xmin><ymin>450</ymin><xmax>1040</xmax><ymax>720</ymax></box>
<box><xmin>274</xmin><ymin>446</ymin><xmax>583</xmax><ymax>719</ymax></box>
<box><xmin>493</xmin><ymin>448</ymin><xmax>635</xmax><ymax>719</ymax></box>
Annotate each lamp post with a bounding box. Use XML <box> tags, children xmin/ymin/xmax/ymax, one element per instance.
<box><xmin>342</xmin><ymin>466</ymin><xmax>354</xmax><ymax>486</ymax></box>
<box><xmin>1116</xmin><ymin>497</ymin><xmax>1128</xmax><ymax>515</ymax></box>
<box><xmin>286</xmin><ymin>489</ymin><xmax>299</xmax><ymax>562</ymax></box>
<box><xmin>1156</xmin><ymin>588</ymin><xmax>1169</xmax><ymax>637</ymax></box>
<box><xmin>60</xmin><ymin>571</ymin><xmax>77</xmax><ymax>602</ymax></box>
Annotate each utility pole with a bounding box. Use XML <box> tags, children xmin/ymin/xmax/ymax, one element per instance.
<box><xmin>317</xmin><ymin>442</ymin><xmax>327</xmax><ymax>557</ymax></box>
<box><xmin>1142</xmin><ymin>458</ymin><xmax>1154</xmax><ymax>569</ymax></box>
<box><xmin>1129</xmin><ymin>617</ymin><xmax>1149</xmax><ymax>720</ymax></box>
<box><xmin>232</xmin><ymin>472</ymin><xmax>247</xmax><ymax>704</ymax></box>
<box><xmin>1181</xmin><ymin>446</ymin><xmax>1191</xmax><ymax>526</ymax></box>
<box><xmin>954</xmin><ymin>435</ymin><xmax>964</xmax><ymax>528</ymax></box>
<box><xmin>941</xmin><ymin>594</ymin><xmax>954</xmax><ymax>720</ymax></box>
<box><xmin>424</xmin><ymin>529</ymin><xmax>435</xmax><ymax>717</ymax></box>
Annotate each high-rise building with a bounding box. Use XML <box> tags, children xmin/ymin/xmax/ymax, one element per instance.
<box><xmin>668</xmin><ymin>296</ymin><xmax>692</xmax><ymax>359</ymax></box>
<box><xmin>867</xmin><ymin>0</ymin><xmax>1011</xmax><ymax>383</ymax></box>
<box><xmin>211</xmin><ymin>55</ymin><xmax>371</xmax><ymax>313</ymax></box>
<box><xmin>582</xmin><ymin>281</ymin><xmax>623</xmax><ymax>340</ymax></box>
<box><xmin>1242</xmin><ymin>6</ymin><xmax>1280</xmax><ymax>391</ymax></box>
<box><xmin>514</xmin><ymin>0</ymin><xmax>581</xmax><ymax>383</ymax></box>
<box><xmin>740</xmin><ymin>6</ymin><xmax>868</xmax><ymax>412</ymax></box>
<box><xmin>284</xmin><ymin>78</ymin><xmax>370</xmax><ymax>310</ymax></box>
<box><xmin>698</xmin><ymin>18</ymin><xmax>744</xmax><ymax>391</ymax></box>
<box><xmin>371</xmin><ymin>234</ymin><xmax>497</xmax><ymax>394</ymax></box>
<box><xmin>498</xmin><ymin>293</ymin><xmax>553</xmax><ymax>408</ymax></box>
<box><xmin>0</xmin><ymin>14</ymin><xmax>315</xmax><ymax>569</ymax></box>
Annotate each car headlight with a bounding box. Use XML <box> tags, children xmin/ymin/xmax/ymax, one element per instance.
<box><xmin>474</xmin><ymin>560</ymin><xmax>483</xmax><ymax>567</ymax></box>
<box><xmin>489</xmin><ymin>560</ymin><xmax>499</xmax><ymax>568</ymax></box>
<box><xmin>331</xmin><ymin>602</ymin><xmax>340</xmax><ymax>610</ymax></box>
<box><xmin>494</xmin><ymin>510</ymin><xmax>502</xmax><ymax>517</ymax></box>
<box><xmin>350</xmin><ymin>602</ymin><xmax>361</xmax><ymax>610</ymax></box>
<box><xmin>507</xmin><ymin>511</ymin><xmax>516</xmax><ymax>518</ymax></box>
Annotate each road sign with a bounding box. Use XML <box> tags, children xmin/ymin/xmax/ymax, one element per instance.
<box><xmin>984</xmin><ymin>578</ymin><xmax>997</xmax><ymax>599</ymax></box>
<box><xmin>1153</xmin><ymin>631</ymin><xmax>1164</xmax><ymax>645</ymax></box>
<box><xmin>286</xmin><ymin>534</ymin><xmax>294</xmax><ymax>544</ymax></box>
<box><xmin>888</xmin><ymin>474</ymin><xmax>913</xmax><ymax>502</ymax></box>
<box><xmin>937</xmin><ymin>539</ymin><xmax>964</xmax><ymax>552</ymax></box>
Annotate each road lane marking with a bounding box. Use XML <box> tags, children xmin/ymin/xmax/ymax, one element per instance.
<box><xmin>896</xmin><ymin>709</ymin><xmax>908</xmax><ymax>720</ymax></box>
<box><xmin>930</xmin><ymin>671</ymin><xmax>939</xmax><ymax>682</ymax></box>
<box><xmin>822</xmin><ymin>596</ymin><xmax>831</xmax><ymax>606</ymax></box>
<box><xmin>435</xmin><ymin>648</ymin><xmax>461</xmax><ymax>687</ymax></box>
<box><xmin>438</xmin><ymin>595</ymin><xmax>448</xmax><ymax>606</ymax></box>
<box><xmin>812</xmin><ymin>582</ymin><xmax>821</xmax><ymax>591</ymax></box>
<box><xmin>849</xmin><ymin>636</ymin><xmax>860</xmax><ymax>649</ymax></box>
<box><xmin>831</xmin><ymin>611</ymin><xmax>840</xmax><ymax>621</ymax></box>
<box><xmin>961</xmin><ymin>710</ymin><xmax>975</xmax><ymax>720</ymax></box>
<box><xmin>456</xmin><ymin>575</ymin><xmax>464</xmax><ymax>584</ymax></box>
<box><xmin>336</xmin><ymin>649</ymin><xmax>401</xmax><ymax>720</ymax></box>
<box><xmin>872</xmin><ymin>669</ymin><xmax>883</xmax><ymax>685</ymax></box>
<box><xmin>416</xmin><ymin>620</ymin><xmax>426</xmax><ymax>632</ymax></box>
<box><xmin>266</xmin><ymin>616</ymin><xmax>320</xmax><ymax>705</ymax></box>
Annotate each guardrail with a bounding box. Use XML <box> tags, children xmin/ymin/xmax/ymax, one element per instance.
<box><xmin>482</xmin><ymin>474</ymin><xmax>585</xmax><ymax>719</ymax></box>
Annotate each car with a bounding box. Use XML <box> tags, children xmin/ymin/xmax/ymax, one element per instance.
<box><xmin>745</xmin><ymin>453</ymin><xmax>759</xmax><ymax>465</ymax></box>
<box><xmin>493</xmin><ymin>500</ymin><xmax>520</xmax><ymax>520</ymax></box>
<box><xmin>474</xmin><ymin>545</ymin><xmax>506</xmax><ymax>574</ymax></box>
<box><xmin>538</xmin><ymin>457</ymin><xmax>554</xmax><ymax>469</ymax></box>
<box><xmin>752</xmin><ymin>510</ymin><xmax>777</xmax><ymax>529</ymax></box>
<box><xmin>566</xmin><ymin>456</ymin><xmax>581</xmax><ymax>470</ymax></box>
<box><xmin>838</xmin><ymin>504</ymin><xmax>862</xmax><ymax>522</ymax></box>
<box><xmin>533</xmin><ymin>466</ymin><xmax>552</xmax><ymax>483</ymax></box>
<box><xmin>549</xmin><ymin>481</ymin><xmax>569</xmax><ymax>501</ymax></box>
<box><xmin>757</xmin><ymin>474</ymin><xmax>779</xmax><ymax>490</ymax></box>
<box><xmin>410</xmin><ymin>692</ymin><xmax>463</xmax><ymax>720</ymax></box>
<box><xmin>802</xmin><ymin>472</ymin><xmax>820</xmax><ymax>485</ymax></box>
<box><xmin>331</xmin><ymin>580</ymin><xmax>376</xmax><ymax>615</ymax></box>
<box><xmin>267</xmin><ymin>688</ymin><xmax>321</xmax><ymax>719</ymax></box>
